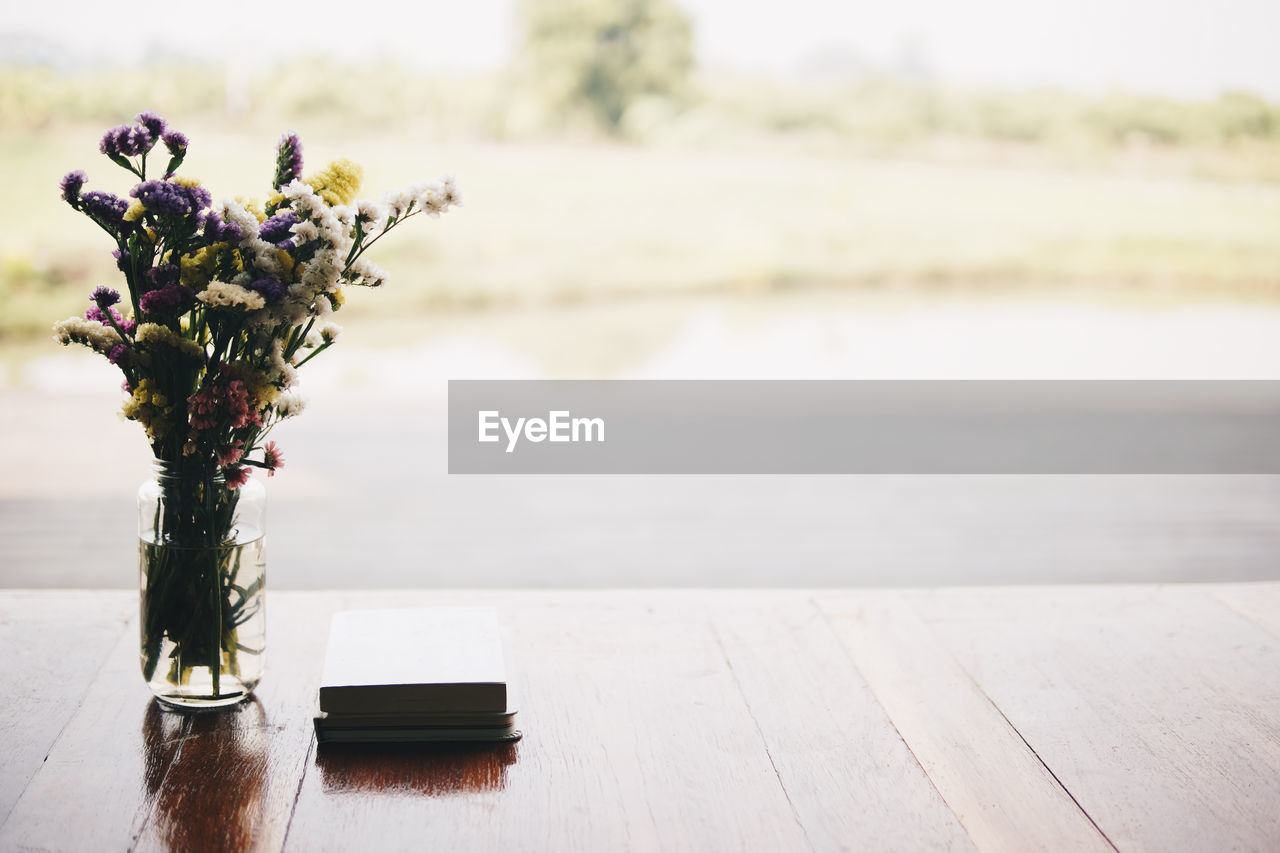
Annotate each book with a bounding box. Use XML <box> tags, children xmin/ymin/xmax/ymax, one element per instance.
<box><xmin>318</xmin><ymin>607</ymin><xmax>508</xmax><ymax>715</ymax></box>
<box><xmin>313</xmin><ymin>709</ymin><xmax>521</xmax><ymax>744</ymax></box>
<box><xmin>313</xmin><ymin>718</ymin><xmax>521</xmax><ymax>744</ymax></box>
<box><xmin>314</xmin><ymin>709</ymin><xmax>518</xmax><ymax>729</ymax></box>
<box><xmin>314</xmin><ymin>607</ymin><xmax>522</xmax><ymax>743</ymax></box>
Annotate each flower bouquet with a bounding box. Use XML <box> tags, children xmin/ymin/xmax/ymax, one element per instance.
<box><xmin>55</xmin><ymin>112</ymin><xmax>458</xmax><ymax>707</ymax></box>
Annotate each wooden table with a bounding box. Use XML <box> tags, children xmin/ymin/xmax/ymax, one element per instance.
<box><xmin>1</xmin><ymin>586</ymin><xmax>1278</xmax><ymax>852</ymax></box>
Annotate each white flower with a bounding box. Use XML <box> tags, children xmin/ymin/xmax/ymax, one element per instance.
<box><xmin>320</xmin><ymin>211</ymin><xmax>355</xmax><ymax>256</ymax></box>
<box><xmin>52</xmin><ymin>316</ymin><xmax>122</xmax><ymax>355</ymax></box>
<box><xmin>378</xmin><ymin>175</ymin><xmax>458</xmax><ymax>224</ymax></box>
<box><xmin>345</xmin><ymin>256</ymin><xmax>388</xmax><ymax>288</ymax></box>
<box><xmin>275</xmin><ymin>390</ymin><xmax>306</xmax><ymax>419</ymax></box>
<box><xmin>389</xmin><ymin>174</ymin><xmax>461</xmax><ymax>219</ymax></box>
<box><xmin>413</xmin><ymin>181</ymin><xmax>444</xmax><ymax>215</ymax></box>
<box><xmin>246</xmin><ymin>307</ymin><xmax>276</xmax><ymax>328</ymax></box>
<box><xmin>356</xmin><ymin>200</ymin><xmax>387</xmax><ymax>233</ymax></box>
<box><xmin>440</xmin><ymin>173</ymin><xmax>461</xmax><ymax>206</ymax></box>
<box><xmin>267</xmin><ymin>339</ymin><xmax>297</xmax><ymax>389</ymax></box>
<box><xmin>279</xmin><ymin>297</ymin><xmax>311</xmax><ymax>326</ymax></box>
<box><xmin>383</xmin><ymin>187</ymin><xmax>415</xmax><ymax>220</ymax></box>
<box><xmin>311</xmin><ymin>293</ymin><xmax>334</xmax><ymax>320</ymax></box>
<box><xmin>220</xmin><ymin>198</ymin><xmax>283</xmax><ymax>277</ymax></box>
<box><xmin>301</xmin><ymin>251</ymin><xmax>341</xmax><ymax>293</ymax></box>
<box><xmin>280</xmin><ymin>180</ymin><xmax>323</xmax><ymax>217</ymax></box>
<box><xmin>219</xmin><ymin>199</ymin><xmax>260</xmax><ymax>235</ymax></box>
<box><xmin>291</xmin><ymin>219</ymin><xmax>320</xmax><ymax>243</ymax></box>
<box><xmin>320</xmin><ymin>322</ymin><xmax>343</xmax><ymax>344</ymax></box>
<box><xmin>303</xmin><ymin>329</ymin><xmax>323</xmax><ymax>348</ymax></box>
<box><xmin>197</xmin><ymin>281</ymin><xmax>266</xmax><ymax>311</ymax></box>
<box><xmin>250</xmin><ymin>242</ymin><xmax>282</xmax><ymax>276</ymax></box>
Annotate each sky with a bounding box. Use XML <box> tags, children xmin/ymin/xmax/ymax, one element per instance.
<box><xmin>5</xmin><ymin>0</ymin><xmax>1279</xmax><ymax>98</ymax></box>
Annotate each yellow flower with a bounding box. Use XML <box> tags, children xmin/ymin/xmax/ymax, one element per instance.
<box><xmin>121</xmin><ymin>379</ymin><xmax>175</xmax><ymax>441</ymax></box>
<box><xmin>276</xmin><ymin>249</ymin><xmax>296</xmax><ymax>278</ymax></box>
<box><xmin>174</xmin><ymin>176</ymin><xmax>201</xmax><ymax>189</ymax></box>
<box><xmin>305</xmin><ymin>158</ymin><xmax>363</xmax><ymax>207</ymax></box>
<box><xmin>331</xmin><ymin>287</ymin><xmax>345</xmax><ymax>308</ymax></box>
<box><xmin>227</xmin><ymin>363</ymin><xmax>280</xmax><ymax>409</ymax></box>
<box><xmin>123</xmin><ymin>199</ymin><xmax>145</xmax><ymax>222</ymax></box>
<box><xmin>179</xmin><ymin>243</ymin><xmax>224</xmax><ymax>289</ymax></box>
<box><xmin>136</xmin><ymin>323</ymin><xmax>205</xmax><ymax>362</ymax></box>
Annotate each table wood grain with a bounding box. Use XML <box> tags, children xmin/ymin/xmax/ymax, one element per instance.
<box><xmin>1</xmin><ymin>585</ymin><xmax>1278</xmax><ymax>852</ymax></box>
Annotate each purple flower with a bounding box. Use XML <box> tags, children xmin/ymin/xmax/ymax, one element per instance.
<box><xmin>91</xmin><ymin>286</ymin><xmax>120</xmax><ymax>307</ymax></box>
<box><xmin>273</xmin><ymin>133</ymin><xmax>304</xmax><ymax>189</ymax></box>
<box><xmin>247</xmin><ymin>278</ymin><xmax>287</xmax><ymax>302</ymax></box>
<box><xmin>200</xmin><ymin>211</ymin><xmax>242</xmax><ymax>243</ymax></box>
<box><xmin>162</xmin><ymin>130</ymin><xmax>188</xmax><ymax>157</ymax></box>
<box><xmin>100</xmin><ymin>124</ymin><xmax>155</xmax><ymax>159</ymax></box>
<box><xmin>158</xmin><ymin>126</ymin><xmax>190</xmax><ymax>177</ymax></box>
<box><xmin>187</xmin><ymin>182</ymin><xmax>212</xmax><ymax>211</ymax></box>
<box><xmin>80</xmin><ymin>191</ymin><xmax>129</xmax><ymax>230</ymax></box>
<box><xmin>113</xmin><ymin>249</ymin><xmax>130</xmax><ymax>272</ymax></box>
<box><xmin>107</xmin><ymin>344</ymin><xmax>128</xmax><ymax>364</ymax></box>
<box><xmin>86</xmin><ymin>304</ymin><xmax>124</xmax><ymax>325</ymax></box>
<box><xmin>135</xmin><ymin>111</ymin><xmax>166</xmax><ymax>139</ymax></box>
<box><xmin>85</xmin><ymin>305</ymin><xmax>134</xmax><ymax>335</ymax></box>
<box><xmin>258</xmin><ymin>211</ymin><xmax>298</xmax><ymax>244</ymax></box>
<box><xmin>139</xmin><ymin>284</ymin><xmax>195</xmax><ymax>315</ymax></box>
<box><xmin>144</xmin><ymin>265</ymin><xmax>179</xmax><ymax>290</ymax></box>
<box><xmin>131</xmin><ymin>179</ymin><xmax>208</xmax><ymax>219</ymax></box>
<box><xmin>60</xmin><ymin>170</ymin><xmax>87</xmax><ymax>204</ymax></box>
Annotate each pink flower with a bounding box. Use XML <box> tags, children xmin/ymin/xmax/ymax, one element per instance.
<box><xmin>188</xmin><ymin>385</ymin><xmax>219</xmax><ymax>430</ymax></box>
<box><xmin>224</xmin><ymin>465</ymin><xmax>251</xmax><ymax>490</ymax></box>
<box><xmin>188</xmin><ymin>378</ymin><xmax>262</xmax><ymax>432</ymax></box>
<box><xmin>262</xmin><ymin>441</ymin><xmax>285</xmax><ymax>476</ymax></box>
<box><xmin>216</xmin><ymin>441</ymin><xmax>244</xmax><ymax>466</ymax></box>
<box><xmin>225</xmin><ymin>380</ymin><xmax>255</xmax><ymax>429</ymax></box>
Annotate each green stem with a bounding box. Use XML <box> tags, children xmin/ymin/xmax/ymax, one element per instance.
<box><xmin>292</xmin><ymin>341</ymin><xmax>331</xmax><ymax>369</ymax></box>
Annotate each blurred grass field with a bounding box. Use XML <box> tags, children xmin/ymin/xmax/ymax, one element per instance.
<box><xmin>3</xmin><ymin>64</ymin><xmax>1280</xmax><ymax>347</ymax></box>
<box><xmin>5</xmin><ymin>58</ymin><xmax>1280</xmax><ymax>588</ymax></box>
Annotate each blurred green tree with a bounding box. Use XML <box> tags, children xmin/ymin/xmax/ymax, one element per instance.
<box><xmin>515</xmin><ymin>0</ymin><xmax>694</xmax><ymax>134</ymax></box>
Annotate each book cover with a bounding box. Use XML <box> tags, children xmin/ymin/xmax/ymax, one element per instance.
<box><xmin>319</xmin><ymin>607</ymin><xmax>508</xmax><ymax>715</ymax></box>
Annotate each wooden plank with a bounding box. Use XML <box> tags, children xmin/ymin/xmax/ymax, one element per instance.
<box><xmin>711</xmin><ymin>591</ymin><xmax>974</xmax><ymax>851</ymax></box>
<box><xmin>909</xmin><ymin>585</ymin><xmax>1280</xmax><ymax>852</ymax></box>
<box><xmin>132</xmin><ymin>592</ymin><xmax>347</xmax><ymax>853</ymax></box>
<box><xmin>0</xmin><ymin>603</ymin><xmax>172</xmax><ymax>851</ymax></box>
<box><xmin>0</xmin><ymin>590</ymin><xmax>134</xmax><ymax>827</ymax></box>
<box><xmin>6</xmin><ymin>585</ymin><xmax>1278</xmax><ymax>851</ymax></box>
<box><xmin>282</xmin><ymin>590</ymin><xmax>810</xmax><ymax>852</ymax></box>
<box><xmin>818</xmin><ymin>590</ymin><xmax>1115</xmax><ymax>852</ymax></box>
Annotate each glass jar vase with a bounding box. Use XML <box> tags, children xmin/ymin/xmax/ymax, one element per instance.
<box><xmin>138</xmin><ymin>459</ymin><xmax>266</xmax><ymax>709</ymax></box>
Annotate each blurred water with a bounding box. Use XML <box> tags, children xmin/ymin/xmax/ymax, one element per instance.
<box><xmin>4</xmin><ymin>292</ymin><xmax>1280</xmax><ymax>588</ymax></box>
